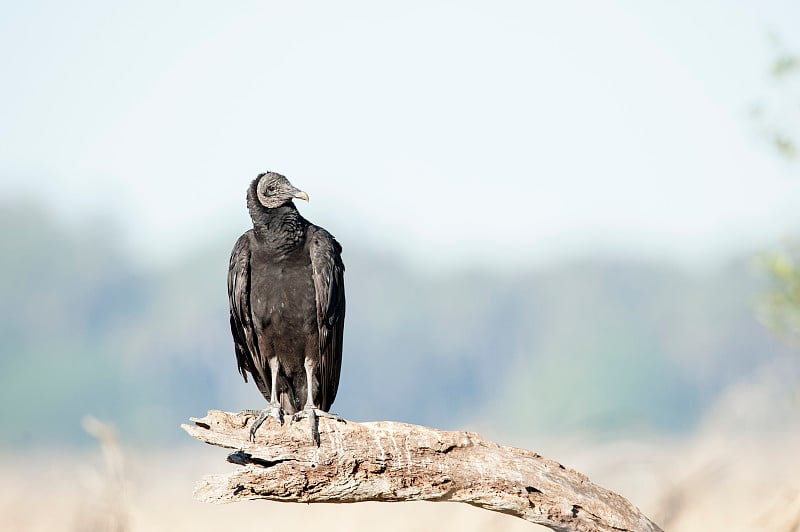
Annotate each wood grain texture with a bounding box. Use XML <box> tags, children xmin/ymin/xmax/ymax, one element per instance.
<box><xmin>182</xmin><ymin>410</ymin><xmax>662</xmax><ymax>532</ymax></box>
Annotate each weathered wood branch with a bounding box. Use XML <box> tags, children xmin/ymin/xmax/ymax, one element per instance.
<box><xmin>182</xmin><ymin>410</ymin><xmax>662</xmax><ymax>532</ymax></box>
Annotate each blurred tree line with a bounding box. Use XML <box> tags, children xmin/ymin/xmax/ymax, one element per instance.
<box><xmin>1</xmin><ymin>197</ymin><xmax>793</xmax><ymax>448</ymax></box>
<box><xmin>0</xmin><ymin>200</ymin><xmax>233</xmax><ymax>446</ymax></box>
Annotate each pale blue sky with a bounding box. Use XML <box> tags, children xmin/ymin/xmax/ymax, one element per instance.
<box><xmin>2</xmin><ymin>1</ymin><xmax>799</xmax><ymax>270</ymax></box>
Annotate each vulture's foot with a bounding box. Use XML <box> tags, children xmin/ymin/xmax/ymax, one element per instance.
<box><xmin>292</xmin><ymin>408</ymin><xmax>346</xmax><ymax>446</ymax></box>
<box><xmin>244</xmin><ymin>403</ymin><xmax>284</xmax><ymax>441</ymax></box>
<box><xmin>292</xmin><ymin>408</ymin><xmax>345</xmax><ymax>423</ymax></box>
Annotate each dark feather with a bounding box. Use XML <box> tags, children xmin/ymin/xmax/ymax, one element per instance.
<box><xmin>308</xmin><ymin>227</ymin><xmax>346</xmax><ymax>411</ymax></box>
<box><xmin>227</xmin><ymin>232</ymin><xmax>270</xmax><ymax>397</ymax></box>
<box><xmin>228</xmin><ymin>232</ymin><xmax>254</xmax><ymax>380</ymax></box>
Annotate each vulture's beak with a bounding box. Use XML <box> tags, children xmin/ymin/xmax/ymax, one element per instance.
<box><xmin>292</xmin><ymin>189</ymin><xmax>309</xmax><ymax>201</ymax></box>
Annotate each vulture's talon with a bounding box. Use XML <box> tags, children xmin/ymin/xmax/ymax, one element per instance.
<box><xmin>247</xmin><ymin>403</ymin><xmax>284</xmax><ymax>441</ymax></box>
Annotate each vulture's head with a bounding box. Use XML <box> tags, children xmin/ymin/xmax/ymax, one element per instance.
<box><xmin>250</xmin><ymin>172</ymin><xmax>309</xmax><ymax>209</ymax></box>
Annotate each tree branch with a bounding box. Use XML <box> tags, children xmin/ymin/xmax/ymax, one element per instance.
<box><xmin>182</xmin><ymin>410</ymin><xmax>662</xmax><ymax>532</ymax></box>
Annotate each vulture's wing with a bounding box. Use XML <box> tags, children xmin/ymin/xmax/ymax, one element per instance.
<box><xmin>308</xmin><ymin>226</ymin><xmax>346</xmax><ymax>411</ymax></box>
<box><xmin>228</xmin><ymin>231</ymin><xmax>261</xmax><ymax>387</ymax></box>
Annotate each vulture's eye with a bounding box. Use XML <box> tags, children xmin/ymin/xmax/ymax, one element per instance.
<box><xmin>267</xmin><ymin>185</ymin><xmax>276</xmax><ymax>193</ymax></box>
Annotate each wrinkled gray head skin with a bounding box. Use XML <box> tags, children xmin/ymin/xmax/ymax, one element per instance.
<box><xmin>254</xmin><ymin>172</ymin><xmax>309</xmax><ymax>209</ymax></box>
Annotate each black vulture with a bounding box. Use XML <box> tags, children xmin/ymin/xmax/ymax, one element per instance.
<box><xmin>228</xmin><ymin>172</ymin><xmax>345</xmax><ymax>442</ymax></box>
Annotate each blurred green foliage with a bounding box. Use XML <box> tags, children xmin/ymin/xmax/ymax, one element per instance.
<box><xmin>754</xmin><ymin>42</ymin><xmax>800</xmax><ymax>349</ymax></box>
<box><xmin>759</xmin><ymin>245</ymin><xmax>800</xmax><ymax>348</ymax></box>
<box><xmin>751</xmin><ymin>38</ymin><xmax>800</xmax><ymax>161</ymax></box>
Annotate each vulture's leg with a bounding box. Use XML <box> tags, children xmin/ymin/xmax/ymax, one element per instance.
<box><xmin>247</xmin><ymin>357</ymin><xmax>285</xmax><ymax>441</ymax></box>
<box><xmin>292</xmin><ymin>357</ymin><xmax>344</xmax><ymax>446</ymax></box>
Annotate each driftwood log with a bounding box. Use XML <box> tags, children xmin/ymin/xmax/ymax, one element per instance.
<box><xmin>182</xmin><ymin>410</ymin><xmax>662</xmax><ymax>532</ymax></box>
